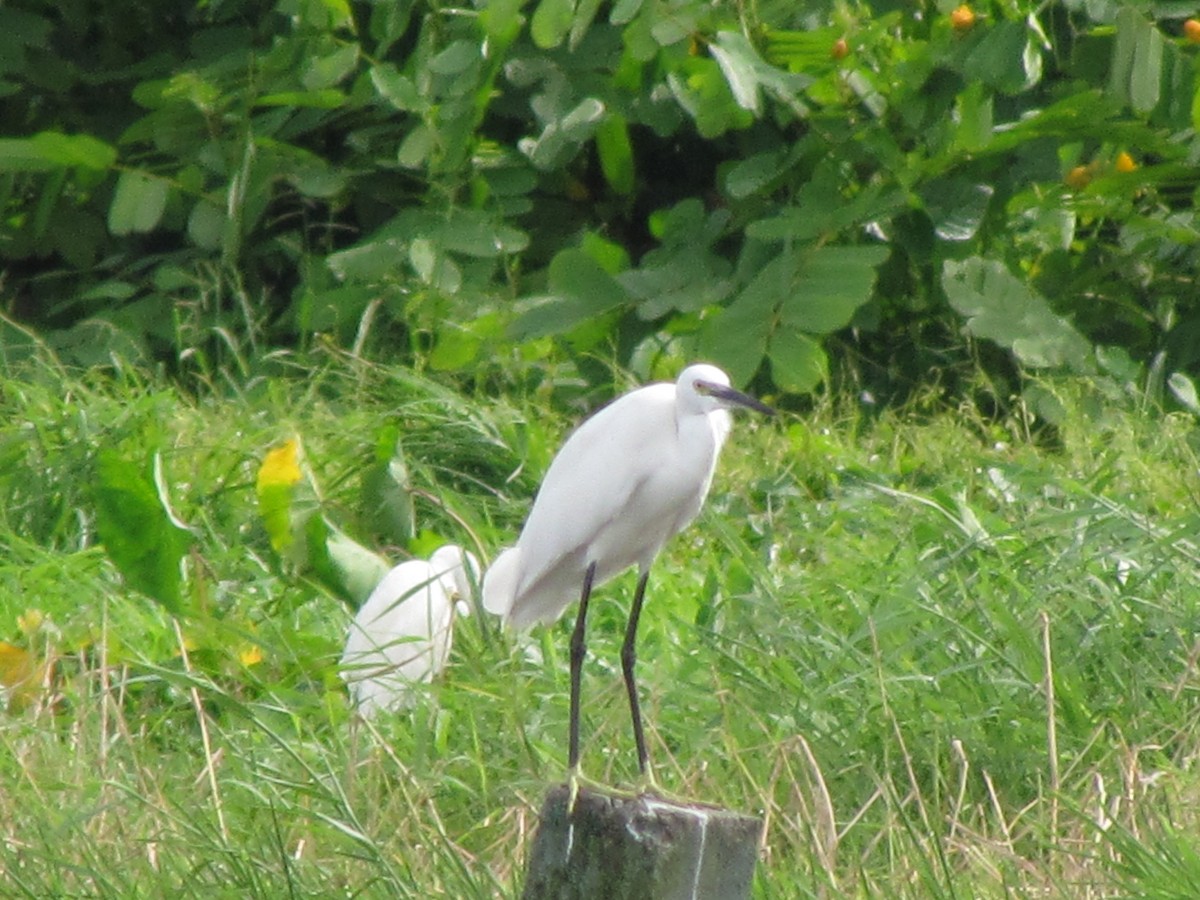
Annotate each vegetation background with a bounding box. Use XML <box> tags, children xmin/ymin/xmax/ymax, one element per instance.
<box><xmin>4</xmin><ymin>0</ymin><xmax>1200</xmax><ymax>896</ymax></box>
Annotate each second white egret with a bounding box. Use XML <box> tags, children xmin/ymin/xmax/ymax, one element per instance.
<box><xmin>483</xmin><ymin>363</ymin><xmax>774</xmax><ymax>782</ymax></box>
<box><xmin>341</xmin><ymin>544</ymin><xmax>479</xmax><ymax>717</ymax></box>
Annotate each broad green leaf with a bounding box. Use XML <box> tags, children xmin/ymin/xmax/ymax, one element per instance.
<box><xmin>919</xmin><ymin>178</ymin><xmax>994</xmax><ymax>242</ymax></box>
<box><xmin>0</xmin><ymin>132</ymin><xmax>117</xmax><ymax>172</ymax></box>
<box><xmin>1168</xmin><ymin>372</ymin><xmax>1200</xmax><ymax>415</ymax></box>
<box><xmin>595</xmin><ymin>114</ymin><xmax>635</xmax><ymax>195</ymax></box>
<box><xmin>397</xmin><ymin>125</ymin><xmax>436</xmax><ymax>168</ymax></box>
<box><xmin>531</xmin><ymin>0</ymin><xmax>574</xmax><ymax>49</ymax></box>
<box><xmin>780</xmin><ymin>246</ymin><xmax>889</xmax><ymax>334</ymax></box>
<box><xmin>299</xmin><ymin>513</ymin><xmax>384</xmax><ymax>606</ymax></box>
<box><xmin>954</xmin><ymin>82</ymin><xmax>993</xmax><ymax>152</ymax></box>
<box><xmin>93</xmin><ymin>451</ymin><xmax>192</xmax><ymax>612</ymax></box>
<box><xmin>108</xmin><ymin>170</ymin><xmax>169</xmax><ymax>236</ymax></box>
<box><xmin>321</xmin><ymin>528</ymin><xmax>392</xmax><ymax>607</ymax></box>
<box><xmin>429</xmin><ymin>325</ymin><xmax>481</xmax><ymax>370</ymax></box>
<box><xmin>709</xmin><ymin>31</ymin><xmax>811</xmax><ymax>118</ymax></box>
<box><xmin>370</xmin><ymin>64</ymin><xmax>425</xmax><ymax>112</ymax></box>
<box><xmin>769</xmin><ymin>326</ymin><xmax>828</xmax><ymax>394</ymax></box>
<box><xmin>188</xmin><ymin>200</ymin><xmax>224</xmax><ymax>250</ymax></box>
<box><xmin>724</xmin><ymin>147</ymin><xmax>792</xmax><ymax>200</ymax></box>
<box><xmin>327</xmin><ymin>239</ymin><xmax>404</xmax><ymax>282</ymax></box>
<box><xmin>609</xmin><ymin>0</ymin><xmax>643</xmax><ymax>25</ymax></box>
<box><xmin>709</xmin><ymin>33</ymin><xmax>763</xmax><ymax>114</ymax></box>
<box><xmin>30</xmin><ymin>132</ymin><xmax>117</xmax><ymax>170</ymax></box>
<box><xmin>569</xmin><ymin>0</ymin><xmax>603</xmax><ymax>49</ymax></box>
<box><xmin>963</xmin><ymin>21</ymin><xmax>1036</xmax><ymax>94</ymax></box>
<box><xmin>942</xmin><ymin>257</ymin><xmax>1091</xmax><ymax>370</ymax></box>
<box><xmin>1110</xmin><ymin>9</ymin><xmax>1163</xmax><ymax>114</ymax></box>
<box><xmin>428</xmin><ymin>40</ymin><xmax>480</xmax><ymax>76</ymax></box>
<box><xmin>511</xmin><ymin>247</ymin><xmax>629</xmax><ymax>338</ymax></box>
<box><xmin>0</xmin><ymin>138</ymin><xmax>55</xmax><ymax>172</ymax></box>
<box><xmin>303</xmin><ymin>44</ymin><xmax>360</xmax><ymax>91</ymax></box>
<box><xmin>480</xmin><ymin>0</ymin><xmax>523</xmax><ymax>45</ymax></box>
<box><xmin>357</xmin><ymin>427</ymin><xmax>415</xmax><ymax>547</ymax></box>
<box><xmin>511</xmin><ymin>250</ymin><xmax>633</xmax><ymax>338</ymax></box>
<box><xmin>1129</xmin><ymin>16</ymin><xmax>1162</xmax><ymax>114</ymax></box>
<box><xmin>698</xmin><ymin>248</ymin><xmax>787</xmax><ymax>383</ymax></box>
<box><xmin>580</xmin><ymin>231</ymin><xmax>630</xmax><ymax>274</ymax></box>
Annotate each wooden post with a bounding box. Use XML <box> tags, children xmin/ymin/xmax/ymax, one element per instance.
<box><xmin>521</xmin><ymin>785</ymin><xmax>761</xmax><ymax>900</ymax></box>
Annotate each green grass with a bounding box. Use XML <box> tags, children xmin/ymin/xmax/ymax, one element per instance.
<box><xmin>3</xmin><ymin>348</ymin><xmax>1200</xmax><ymax>898</ymax></box>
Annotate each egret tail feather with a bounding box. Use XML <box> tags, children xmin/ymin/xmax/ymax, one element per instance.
<box><xmin>482</xmin><ymin>547</ymin><xmax>520</xmax><ymax>618</ymax></box>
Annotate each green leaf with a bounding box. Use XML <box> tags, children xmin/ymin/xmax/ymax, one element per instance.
<box><xmin>188</xmin><ymin>200</ymin><xmax>225</xmax><ymax>250</ymax></box>
<box><xmin>919</xmin><ymin>178</ymin><xmax>994</xmax><ymax>242</ymax></box>
<box><xmin>511</xmin><ymin>247</ymin><xmax>629</xmax><ymax>339</ymax></box>
<box><xmin>30</xmin><ymin>132</ymin><xmax>117</xmax><ymax>170</ymax></box>
<box><xmin>1168</xmin><ymin>372</ymin><xmax>1200</xmax><ymax>416</ymax></box>
<box><xmin>954</xmin><ymin>82</ymin><xmax>993</xmax><ymax>152</ymax></box>
<box><xmin>319</xmin><ymin>528</ymin><xmax>392</xmax><ymax>607</ymax></box>
<box><xmin>93</xmin><ymin>451</ymin><xmax>192</xmax><ymax>613</ymax></box>
<box><xmin>303</xmin><ymin>43</ymin><xmax>360</xmax><ymax>91</ymax></box>
<box><xmin>254</xmin><ymin>89</ymin><xmax>346</xmax><ymax>109</ymax></box>
<box><xmin>724</xmin><ymin>147</ymin><xmax>792</xmax><ymax>200</ymax></box>
<box><xmin>0</xmin><ymin>132</ymin><xmax>117</xmax><ymax>173</ymax></box>
<box><xmin>370</xmin><ymin>64</ymin><xmax>425</xmax><ymax>112</ymax></box>
<box><xmin>595</xmin><ymin>114</ymin><xmax>635</xmax><ymax>195</ymax></box>
<box><xmin>769</xmin><ymin>326</ymin><xmax>828</xmax><ymax>394</ymax></box>
<box><xmin>709</xmin><ymin>31</ymin><xmax>811</xmax><ymax>118</ymax></box>
<box><xmin>963</xmin><ymin>21</ymin><xmax>1036</xmax><ymax>94</ymax></box>
<box><xmin>942</xmin><ymin>258</ymin><xmax>1092</xmax><ymax>370</ymax></box>
<box><xmin>428</xmin><ymin>40</ymin><xmax>480</xmax><ymax>76</ymax></box>
<box><xmin>108</xmin><ymin>170</ymin><xmax>169</xmax><ymax>236</ymax></box>
<box><xmin>361</xmin><ymin>427</ymin><xmax>416</xmax><ymax>544</ymax></box>
<box><xmin>779</xmin><ymin>245</ymin><xmax>889</xmax><ymax>334</ymax></box>
<box><xmin>697</xmin><ymin>248</ymin><xmax>785</xmax><ymax>383</ymax></box>
<box><xmin>531</xmin><ymin>0</ymin><xmax>575</xmax><ymax>49</ymax></box>
<box><xmin>1110</xmin><ymin>9</ymin><xmax>1163</xmax><ymax>114</ymax></box>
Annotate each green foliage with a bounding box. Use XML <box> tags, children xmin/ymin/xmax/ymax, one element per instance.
<box><xmin>6</xmin><ymin>352</ymin><xmax>1200</xmax><ymax>895</ymax></box>
<box><xmin>93</xmin><ymin>450</ymin><xmax>193</xmax><ymax>613</ymax></box>
<box><xmin>2</xmin><ymin>0</ymin><xmax>1200</xmax><ymax>404</ymax></box>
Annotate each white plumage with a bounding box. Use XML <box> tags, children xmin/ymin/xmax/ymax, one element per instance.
<box><xmin>340</xmin><ymin>544</ymin><xmax>479</xmax><ymax>717</ymax></box>
<box><xmin>484</xmin><ymin>363</ymin><xmax>766</xmax><ymax>629</ymax></box>
<box><xmin>482</xmin><ymin>363</ymin><xmax>773</xmax><ymax>776</ymax></box>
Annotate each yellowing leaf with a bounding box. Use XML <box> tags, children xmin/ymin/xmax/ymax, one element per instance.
<box><xmin>258</xmin><ymin>439</ymin><xmax>303</xmax><ymax>491</ymax></box>
<box><xmin>0</xmin><ymin>641</ymin><xmax>34</xmax><ymax>686</ymax></box>
<box><xmin>257</xmin><ymin>439</ymin><xmax>305</xmax><ymax>554</ymax></box>
<box><xmin>0</xmin><ymin>641</ymin><xmax>52</xmax><ymax>713</ymax></box>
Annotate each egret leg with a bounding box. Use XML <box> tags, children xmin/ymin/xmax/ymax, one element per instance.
<box><xmin>622</xmin><ymin>569</ymin><xmax>654</xmax><ymax>787</ymax></box>
<box><xmin>567</xmin><ymin>562</ymin><xmax>597</xmax><ymax>809</ymax></box>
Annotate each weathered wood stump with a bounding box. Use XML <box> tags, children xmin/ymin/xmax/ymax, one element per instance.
<box><xmin>521</xmin><ymin>785</ymin><xmax>762</xmax><ymax>900</ymax></box>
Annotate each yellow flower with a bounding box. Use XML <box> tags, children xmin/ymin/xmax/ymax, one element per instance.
<box><xmin>951</xmin><ymin>4</ymin><xmax>976</xmax><ymax>32</ymax></box>
<box><xmin>239</xmin><ymin>644</ymin><xmax>264</xmax><ymax>667</ymax></box>
<box><xmin>1115</xmin><ymin>151</ymin><xmax>1137</xmax><ymax>173</ymax></box>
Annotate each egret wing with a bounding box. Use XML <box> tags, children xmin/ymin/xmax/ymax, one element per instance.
<box><xmin>505</xmin><ymin>384</ymin><xmax>674</xmax><ymax>624</ymax></box>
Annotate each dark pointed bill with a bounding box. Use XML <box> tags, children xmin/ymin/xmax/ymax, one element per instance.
<box><xmin>696</xmin><ymin>380</ymin><xmax>776</xmax><ymax>416</ymax></box>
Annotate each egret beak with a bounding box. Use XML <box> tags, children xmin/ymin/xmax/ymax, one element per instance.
<box><xmin>696</xmin><ymin>380</ymin><xmax>776</xmax><ymax>416</ymax></box>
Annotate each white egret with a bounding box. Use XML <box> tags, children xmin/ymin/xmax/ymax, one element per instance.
<box><xmin>340</xmin><ymin>544</ymin><xmax>479</xmax><ymax>717</ymax></box>
<box><xmin>483</xmin><ymin>363</ymin><xmax>774</xmax><ymax>782</ymax></box>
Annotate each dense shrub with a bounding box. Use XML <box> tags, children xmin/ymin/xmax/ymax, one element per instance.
<box><xmin>2</xmin><ymin>0</ymin><xmax>1198</xmax><ymax>404</ymax></box>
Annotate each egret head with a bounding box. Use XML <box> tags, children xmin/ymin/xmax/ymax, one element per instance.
<box><xmin>677</xmin><ymin>363</ymin><xmax>776</xmax><ymax>417</ymax></box>
<box><xmin>430</xmin><ymin>544</ymin><xmax>481</xmax><ymax>615</ymax></box>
